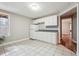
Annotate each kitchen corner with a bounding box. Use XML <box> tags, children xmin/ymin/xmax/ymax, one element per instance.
<box><xmin>30</xmin><ymin>15</ymin><xmax>58</xmax><ymax>44</ymax></box>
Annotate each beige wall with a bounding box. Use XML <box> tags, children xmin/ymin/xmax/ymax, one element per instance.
<box><xmin>0</xmin><ymin>9</ymin><xmax>32</xmax><ymax>43</ymax></box>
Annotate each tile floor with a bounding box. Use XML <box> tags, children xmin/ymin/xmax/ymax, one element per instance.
<box><xmin>0</xmin><ymin>39</ymin><xmax>76</xmax><ymax>56</ymax></box>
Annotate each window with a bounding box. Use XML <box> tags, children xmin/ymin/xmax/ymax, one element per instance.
<box><xmin>0</xmin><ymin>13</ymin><xmax>9</xmax><ymax>37</ymax></box>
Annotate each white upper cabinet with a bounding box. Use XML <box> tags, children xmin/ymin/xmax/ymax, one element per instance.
<box><xmin>33</xmin><ymin>20</ymin><xmax>38</xmax><ymax>24</ymax></box>
<box><xmin>33</xmin><ymin>18</ymin><xmax>44</xmax><ymax>24</ymax></box>
<box><xmin>33</xmin><ymin>15</ymin><xmax>57</xmax><ymax>26</ymax></box>
<box><xmin>45</xmin><ymin>15</ymin><xmax>57</xmax><ymax>26</ymax></box>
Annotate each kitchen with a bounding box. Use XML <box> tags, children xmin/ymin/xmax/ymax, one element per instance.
<box><xmin>30</xmin><ymin>15</ymin><xmax>58</xmax><ymax>44</ymax></box>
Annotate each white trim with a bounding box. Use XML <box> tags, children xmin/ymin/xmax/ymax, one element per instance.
<box><xmin>77</xmin><ymin>4</ymin><xmax>78</xmax><ymax>56</ymax></box>
<box><xmin>0</xmin><ymin>38</ymin><xmax>29</xmax><ymax>46</ymax></box>
<box><xmin>7</xmin><ymin>14</ymin><xmax>10</xmax><ymax>37</ymax></box>
<box><xmin>58</xmin><ymin>16</ymin><xmax>60</xmax><ymax>43</ymax></box>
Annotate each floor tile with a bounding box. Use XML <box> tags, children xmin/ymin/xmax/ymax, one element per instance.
<box><xmin>0</xmin><ymin>40</ymin><xmax>76</xmax><ymax>56</ymax></box>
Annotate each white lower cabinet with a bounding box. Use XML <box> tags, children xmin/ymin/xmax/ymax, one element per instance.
<box><xmin>31</xmin><ymin>32</ymin><xmax>57</xmax><ymax>44</ymax></box>
<box><xmin>30</xmin><ymin>32</ymin><xmax>36</xmax><ymax>39</ymax></box>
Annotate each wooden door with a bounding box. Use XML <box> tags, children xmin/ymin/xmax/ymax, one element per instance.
<box><xmin>60</xmin><ymin>17</ymin><xmax>74</xmax><ymax>52</ymax></box>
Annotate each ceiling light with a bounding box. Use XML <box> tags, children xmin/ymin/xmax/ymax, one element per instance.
<box><xmin>29</xmin><ymin>3</ymin><xmax>40</xmax><ymax>11</ymax></box>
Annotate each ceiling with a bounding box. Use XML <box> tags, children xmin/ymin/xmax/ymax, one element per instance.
<box><xmin>0</xmin><ymin>2</ymin><xmax>75</xmax><ymax>19</ymax></box>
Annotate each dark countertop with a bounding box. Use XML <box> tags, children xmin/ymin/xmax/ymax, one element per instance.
<box><xmin>36</xmin><ymin>30</ymin><xmax>58</xmax><ymax>32</ymax></box>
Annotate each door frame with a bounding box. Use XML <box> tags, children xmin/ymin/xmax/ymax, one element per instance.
<box><xmin>58</xmin><ymin>4</ymin><xmax>78</xmax><ymax>54</ymax></box>
<box><xmin>59</xmin><ymin>4</ymin><xmax>78</xmax><ymax>44</ymax></box>
<box><xmin>60</xmin><ymin>16</ymin><xmax>73</xmax><ymax>42</ymax></box>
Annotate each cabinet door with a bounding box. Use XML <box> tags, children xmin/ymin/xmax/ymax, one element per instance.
<box><xmin>33</xmin><ymin>18</ymin><xmax>45</xmax><ymax>24</ymax></box>
<box><xmin>45</xmin><ymin>15</ymin><xmax>57</xmax><ymax>26</ymax></box>
<box><xmin>30</xmin><ymin>31</ymin><xmax>34</xmax><ymax>39</ymax></box>
<box><xmin>33</xmin><ymin>20</ymin><xmax>37</xmax><ymax>24</ymax></box>
<box><xmin>51</xmin><ymin>33</ymin><xmax>57</xmax><ymax>44</ymax></box>
<box><xmin>44</xmin><ymin>32</ymin><xmax>57</xmax><ymax>44</ymax></box>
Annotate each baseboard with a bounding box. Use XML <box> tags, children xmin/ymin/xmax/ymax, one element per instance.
<box><xmin>0</xmin><ymin>38</ymin><xmax>29</xmax><ymax>46</ymax></box>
